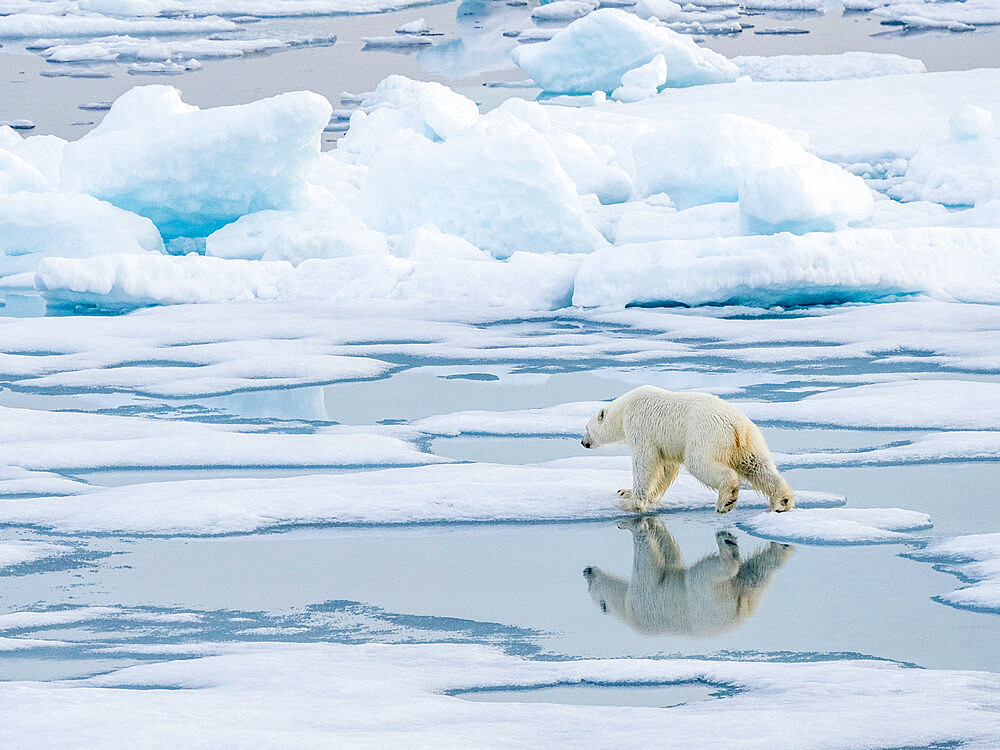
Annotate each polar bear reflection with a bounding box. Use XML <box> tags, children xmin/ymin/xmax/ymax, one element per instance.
<box><xmin>583</xmin><ymin>519</ymin><xmax>793</xmax><ymax>637</ymax></box>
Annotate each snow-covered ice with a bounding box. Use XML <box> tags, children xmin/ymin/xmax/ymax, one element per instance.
<box><xmin>0</xmin><ymin>405</ymin><xmax>439</xmax><ymax>473</ymax></box>
<box><xmin>738</xmin><ymin>161</ymin><xmax>874</xmax><ymax>234</ymax></box>
<box><xmin>511</xmin><ymin>9</ymin><xmax>738</xmax><ymax>93</ymax></box>
<box><xmin>909</xmin><ymin>534</ymin><xmax>1000</xmax><ymax>613</ymax></box>
<box><xmin>740</xmin><ymin>380</ymin><xmax>1000</xmax><ymax>430</ymax></box>
<box><xmin>733</xmin><ymin>52</ymin><xmax>926</xmax><ymax>81</ymax></box>
<box><xmin>742</xmin><ymin>507</ymin><xmax>933</xmax><ymax>544</ymax></box>
<box><xmin>573</xmin><ymin>228</ymin><xmax>1000</xmax><ymax>307</ymax></box>
<box><xmin>2</xmin><ymin>642</ymin><xmax>1000</xmax><ymax>748</ymax></box>
<box><xmin>1</xmin><ymin>193</ymin><xmax>163</xmax><ymax>276</ymax></box>
<box><xmin>0</xmin><ymin>459</ymin><xmax>842</xmax><ymax>535</ymax></box>
<box><xmin>0</xmin><ymin>540</ymin><xmax>72</xmax><ymax>569</ymax></box>
<box><xmin>60</xmin><ymin>86</ymin><xmax>331</xmax><ymax>238</ymax></box>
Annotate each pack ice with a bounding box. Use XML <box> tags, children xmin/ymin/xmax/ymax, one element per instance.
<box><xmin>2</xmin><ymin>62</ymin><xmax>1000</xmax><ymax>309</ymax></box>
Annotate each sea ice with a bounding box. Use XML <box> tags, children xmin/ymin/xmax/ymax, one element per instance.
<box><xmin>1</xmin><ymin>193</ymin><xmax>163</xmax><ymax>277</ymax></box>
<box><xmin>742</xmin><ymin>507</ymin><xmax>933</xmax><ymax>544</ymax></box>
<box><xmin>739</xmin><ymin>380</ymin><xmax>1000</xmax><ymax>430</ymax></box>
<box><xmin>531</xmin><ymin>0</ymin><xmax>599</xmax><ymax>21</ymax></box>
<box><xmin>611</xmin><ymin>53</ymin><xmax>668</xmax><ymax>102</ymax></box>
<box><xmin>909</xmin><ymin>533</ymin><xmax>1000</xmax><ymax>613</ymax></box>
<box><xmin>1</xmin><ymin>642</ymin><xmax>998</xmax><ymax>748</ymax></box>
<box><xmin>37</xmin><ymin>35</ymin><xmax>286</xmax><ymax>65</ymax></box>
<box><xmin>738</xmin><ymin>161</ymin><xmax>874</xmax><ymax>234</ymax></box>
<box><xmin>889</xmin><ymin>105</ymin><xmax>999</xmax><ymax>206</ymax></box>
<box><xmin>0</xmin><ymin>458</ymin><xmax>841</xmax><ymax>535</ymax></box>
<box><xmin>733</xmin><ymin>51</ymin><xmax>926</xmax><ymax>81</ymax></box>
<box><xmin>60</xmin><ymin>85</ymin><xmax>332</xmax><ymax>238</ymax></box>
<box><xmin>0</xmin><ymin>405</ymin><xmax>437</xmax><ymax>473</ymax></box>
<box><xmin>0</xmin><ymin>540</ymin><xmax>72</xmax><ymax>569</ymax></box>
<box><xmin>0</xmin><ymin>13</ymin><xmax>238</xmax><ymax>37</ymax></box>
<box><xmin>510</xmin><ymin>9</ymin><xmax>738</xmax><ymax>94</ymax></box>
<box><xmin>355</xmin><ymin>126</ymin><xmax>608</xmax><ymax>257</ymax></box>
<box><xmin>630</xmin><ymin>114</ymin><xmax>815</xmax><ymax>205</ymax></box>
<box><xmin>572</xmin><ymin>228</ymin><xmax>1000</xmax><ymax>307</ymax></box>
<box><xmin>205</xmin><ymin>208</ymin><xmax>389</xmax><ymax>265</ymax></box>
<box><xmin>338</xmin><ymin>75</ymin><xmax>480</xmax><ymax>164</ymax></box>
<box><xmin>0</xmin><ymin>466</ymin><xmax>90</xmax><ymax>498</ymax></box>
<box><xmin>549</xmin><ymin>68</ymin><xmax>1000</xmax><ymax>165</ymax></box>
<box><xmin>873</xmin><ymin>0</ymin><xmax>1000</xmax><ymax>29</ymax></box>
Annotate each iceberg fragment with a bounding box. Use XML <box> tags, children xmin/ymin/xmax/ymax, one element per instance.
<box><xmin>60</xmin><ymin>86</ymin><xmax>332</xmax><ymax>238</ymax></box>
<box><xmin>511</xmin><ymin>9</ymin><xmax>738</xmax><ymax>94</ymax></box>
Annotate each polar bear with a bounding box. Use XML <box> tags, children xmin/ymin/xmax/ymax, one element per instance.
<box><xmin>581</xmin><ymin>385</ymin><xmax>794</xmax><ymax>514</ymax></box>
<box><xmin>583</xmin><ymin>518</ymin><xmax>793</xmax><ymax>636</ymax></box>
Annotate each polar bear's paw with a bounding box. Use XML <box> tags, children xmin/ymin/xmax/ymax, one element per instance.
<box><xmin>715</xmin><ymin>486</ymin><xmax>739</xmax><ymax>514</ymax></box>
<box><xmin>616</xmin><ymin>494</ymin><xmax>646</xmax><ymax>514</ymax></box>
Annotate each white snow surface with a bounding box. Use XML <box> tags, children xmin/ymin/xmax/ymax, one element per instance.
<box><xmin>742</xmin><ymin>507</ymin><xmax>933</xmax><ymax>544</ymax></box>
<box><xmin>738</xmin><ymin>161</ymin><xmax>874</xmax><ymax>234</ymax></box>
<box><xmin>37</xmin><ymin>35</ymin><xmax>286</xmax><ymax>64</ymax></box>
<box><xmin>733</xmin><ymin>52</ymin><xmax>926</xmax><ymax>82</ymax></box>
<box><xmin>572</xmin><ymin>228</ymin><xmax>1000</xmax><ymax>307</ymax></box>
<box><xmin>531</xmin><ymin>0</ymin><xmax>599</xmax><ymax>21</ymax></box>
<box><xmin>2</xmin><ymin>642</ymin><xmax>1000</xmax><ymax>748</ymax></box>
<box><xmin>0</xmin><ymin>540</ymin><xmax>72</xmax><ymax>569</ymax></box>
<box><xmin>910</xmin><ymin>533</ymin><xmax>1000</xmax><ymax>613</ymax></box>
<box><xmin>0</xmin><ymin>405</ymin><xmax>438</xmax><ymax>472</ymax></box>
<box><xmin>511</xmin><ymin>9</ymin><xmax>738</xmax><ymax>93</ymax></box>
<box><xmin>35</xmin><ymin>251</ymin><xmax>583</xmax><ymax>310</ymax></box>
<box><xmin>0</xmin><ymin>458</ymin><xmax>842</xmax><ymax>534</ymax></box>
<box><xmin>889</xmin><ymin>106</ymin><xmax>1000</xmax><ymax>206</ymax></box>
<box><xmin>739</xmin><ymin>380</ymin><xmax>1000</xmax><ymax>430</ymax></box>
<box><xmin>355</xmin><ymin>126</ymin><xmax>608</xmax><ymax>258</ymax></box>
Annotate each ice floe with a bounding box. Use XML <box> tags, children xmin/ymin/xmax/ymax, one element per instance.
<box><xmin>742</xmin><ymin>507</ymin><xmax>933</xmax><ymax>544</ymax></box>
<box><xmin>873</xmin><ymin>0</ymin><xmax>1000</xmax><ymax>30</ymax></box>
<box><xmin>0</xmin><ymin>540</ymin><xmax>72</xmax><ymax>569</ymax></box>
<box><xmin>1</xmin><ymin>642</ymin><xmax>999</xmax><ymax>747</ymax></box>
<box><xmin>909</xmin><ymin>533</ymin><xmax>1000</xmax><ymax>613</ymax></box>
<box><xmin>531</xmin><ymin>0</ymin><xmax>599</xmax><ymax>21</ymax></box>
<box><xmin>733</xmin><ymin>52</ymin><xmax>926</xmax><ymax>82</ymax></box>
<box><xmin>0</xmin><ymin>458</ymin><xmax>842</xmax><ymax>535</ymax></box>
<box><xmin>572</xmin><ymin>228</ymin><xmax>1000</xmax><ymax>307</ymax></box>
<box><xmin>36</xmin><ymin>35</ymin><xmax>288</xmax><ymax>65</ymax></box>
<box><xmin>0</xmin><ymin>405</ymin><xmax>438</xmax><ymax>472</ymax></box>
<box><xmin>740</xmin><ymin>381</ymin><xmax>1000</xmax><ymax>430</ymax></box>
<box><xmin>510</xmin><ymin>9</ymin><xmax>738</xmax><ymax>93</ymax></box>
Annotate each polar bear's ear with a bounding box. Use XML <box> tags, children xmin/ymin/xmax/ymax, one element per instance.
<box><xmin>598</xmin><ymin>408</ymin><xmax>606</xmax><ymax>423</ymax></box>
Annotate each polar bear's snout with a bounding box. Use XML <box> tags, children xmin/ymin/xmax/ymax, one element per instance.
<box><xmin>581</xmin><ymin>433</ymin><xmax>594</xmax><ymax>449</ymax></box>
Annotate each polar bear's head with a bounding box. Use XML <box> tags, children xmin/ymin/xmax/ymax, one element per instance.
<box><xmin>583</xmin><ymin>566</ymin><xmax>627</xmax><ymax>617</ymax></box>
<box><xmin>581</xmin><ymin>403</ymin><xmax>621</xmax><ymax>448</ymax></box>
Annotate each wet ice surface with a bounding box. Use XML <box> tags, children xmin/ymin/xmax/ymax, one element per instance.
<box><xmin>0</xmin><ymin>304</ymin><xmax>997</xmax><ymax>699</ymax></box>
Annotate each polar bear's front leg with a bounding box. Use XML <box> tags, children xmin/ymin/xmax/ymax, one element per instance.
<box><xmin>618</xmin><ymin>442</ymin><xmax>658</xmax><ymax>513</ymax></box>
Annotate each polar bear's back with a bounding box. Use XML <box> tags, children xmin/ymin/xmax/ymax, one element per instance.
<box><xmin>617</xmin><ymin>385</ymin><xmax>769</xmax><ymax>465</ymax></box>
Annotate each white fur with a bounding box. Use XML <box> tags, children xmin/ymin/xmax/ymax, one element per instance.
<box><xmin>581</xmin><ymin>385</ymin><xmax>794</xmax><ymax>513</ymax></box>
<box><xmin>584</xmin><ymin>518</ymin><xmax>793</xmax><ymax>636</ymax></box>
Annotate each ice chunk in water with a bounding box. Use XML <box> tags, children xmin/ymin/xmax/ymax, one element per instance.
<box><xmin>511</xmin><ymin>9</ymin><xmax>738</xmax><ymax>94</ymax></box>
<box><xmin>611</xmin><ymin>54</ymin><xmax>668</xmax><ymax>102</ymax></box>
